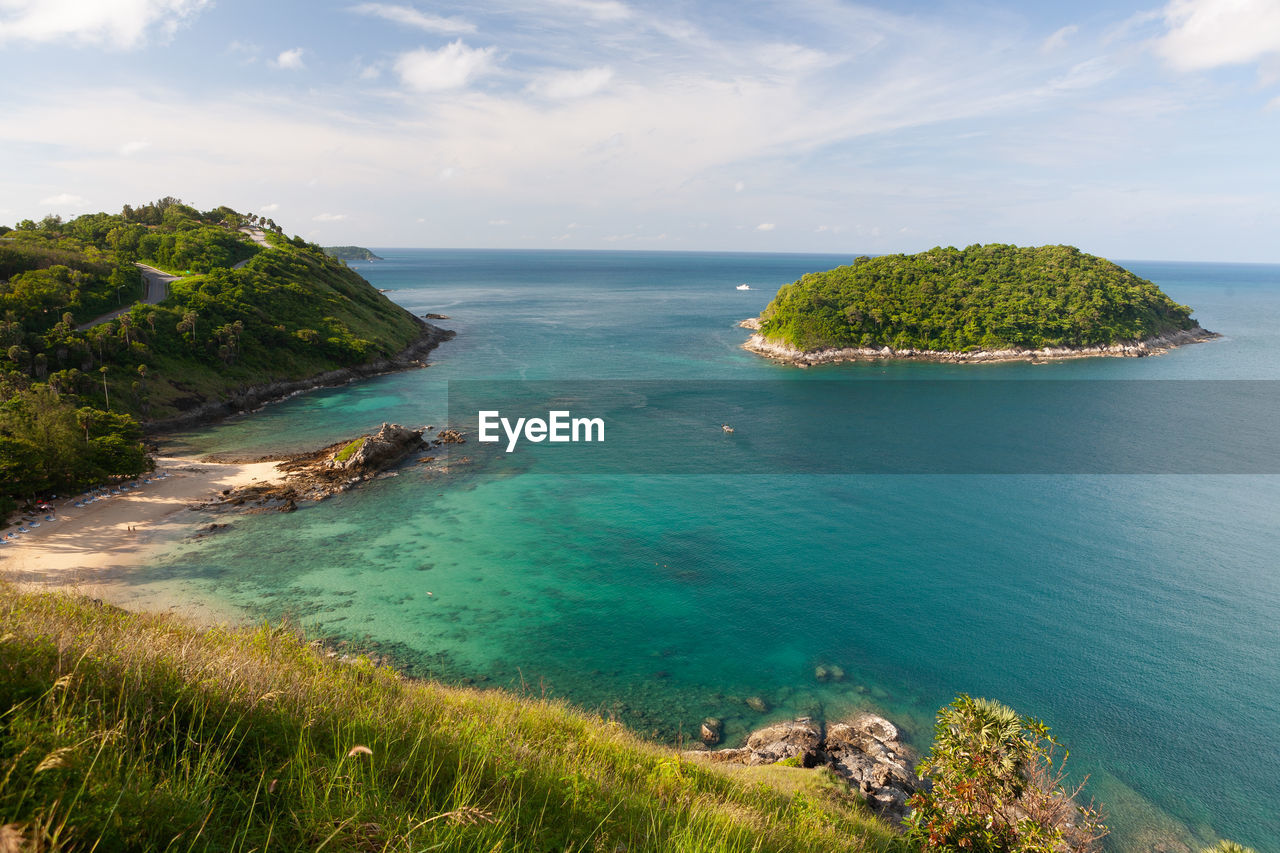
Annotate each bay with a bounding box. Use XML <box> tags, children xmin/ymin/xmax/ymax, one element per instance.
<box><xmin>148</xmin><ymin>250</ymin><xmax>1280</xmax><ymax>851</ymax></box>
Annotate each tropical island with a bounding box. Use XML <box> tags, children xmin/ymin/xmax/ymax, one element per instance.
<box><xmin>323</xmin><ymin>245</ymin><xmax>384</xmax><ymax>262</ymax></box>
<box><xmin>744</xmin><ymin>244</ymin><xmax>1217</xmax><ymax>364</ymax></box>
<box><xmin>0</xmin><ymin>198</ymin><xmax>450</xmax><ymax>521</ymax></box>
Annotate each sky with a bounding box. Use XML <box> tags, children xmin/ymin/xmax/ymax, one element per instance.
<box><xmin>1</xmin><ymin>0</ymin><xmax>1279</xmax><ymax>261</ymax></box>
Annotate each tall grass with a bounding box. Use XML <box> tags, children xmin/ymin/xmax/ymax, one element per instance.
<box><xmin>0</xmin><ymin>586</ymin><xmax>906</xmax><ymax>852</ymax></box>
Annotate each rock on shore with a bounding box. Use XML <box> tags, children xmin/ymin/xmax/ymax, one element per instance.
<box><xmin>740</xmin><ymin>321</ymin><xmax>1219</xmax><ymax>365</ymax></box>
<box><xmin>326</xmin><ymin>423</ymin><xmax>424</xmax><ymax>472</ymax></box>
<box><xmin>685</xmin><ymin>712</ymin><xmax>921</xmax><ymax>824</ymax></box>
<box><xmin>208</xmin><ymin>423</ymin><xmax>458</xmax><ymax>510</ymax></box>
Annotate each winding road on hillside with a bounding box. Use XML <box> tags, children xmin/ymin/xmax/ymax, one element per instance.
<box><xmin>77</xmin><ymin>228</ymin><xmax>272</xmax><ymax>330</ymax></box>
<box><xmin>76</xmin><ymin>264</ymin><xmax>181</xmax><ymax>331</ymax></box>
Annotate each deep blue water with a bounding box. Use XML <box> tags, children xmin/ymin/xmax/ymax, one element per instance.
<box><xmin>150</xmin><ymin>250</ymin><xmax>1280</xmax><ymax>851</ymax></box>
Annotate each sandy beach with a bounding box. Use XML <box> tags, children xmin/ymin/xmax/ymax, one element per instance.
<box><xmin>0</xmin><ymin>456</ymin><xmax>285</xmax><ymax>599</ymax></box>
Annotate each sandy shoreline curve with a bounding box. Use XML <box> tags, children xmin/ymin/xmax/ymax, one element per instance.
<box><xmin>0</xmin><ymin>456</ymin><xmax>285</xmax><ymax>597</ymax></box>
<box><xmin>739</xmin><ymin>318</ymin><xmax>1220</xmax><ymax>364</ymax></box>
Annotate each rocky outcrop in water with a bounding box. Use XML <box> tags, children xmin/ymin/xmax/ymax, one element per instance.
<box><xmin>326</xmin><ymin>423</ymin><xmax>424</xmax><ymax>473</ymax></box>
<box><xmin>685</xmin><ymin>712</ymin><xmax>921</xmax><ymax>825</ymax></box>
<box><xmin>205</xmin><ymin>424</ymin><xmax>463</xmax><ymax>511</ymax></box>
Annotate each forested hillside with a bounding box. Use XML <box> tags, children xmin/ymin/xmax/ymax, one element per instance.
<box><xmin>756</xmin><ymin>244</ymin><xmax>1199</xmax><ymax>353</ymax></box>
<box><xmin>0</xmin><ymin>198</ymin><xmax>427</xmax><ymax>520</ymax></box>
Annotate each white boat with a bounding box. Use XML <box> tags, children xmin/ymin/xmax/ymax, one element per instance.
<box><xmin>736</xmin><ymin>284</ymin><xmax>751</xmax><ymax>290</ymax></box>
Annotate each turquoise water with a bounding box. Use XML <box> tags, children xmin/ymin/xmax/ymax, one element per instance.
<box><xmin>152</xmin><ymin>251</ymin><xmax>1280</xmax><ymax>851</ymax></box>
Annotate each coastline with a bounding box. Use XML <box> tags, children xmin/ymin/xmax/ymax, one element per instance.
<box><xmin>1</xmin><ymin>316</ymin><xmax>455</xmax><ymax>614</ymax></box>
<box><xmin>144</xmin><ymin>318</ymin><xmax>455</xmax><ymax>433</ymax></box>
<box><xmin>0</xmin><ymin>455</ymin><xmax>285</xmax><ymax>609</ymax></box>
<box><xmin>739</xmin><ymin>318</ymin><xmax>1220</xmax><ymax>364</ymax></box>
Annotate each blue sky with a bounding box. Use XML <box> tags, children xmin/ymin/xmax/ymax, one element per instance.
<box><xmin>2</xmin><ymin>0</ymin><xmax>1279</xmax><ymax>260</ymax></box>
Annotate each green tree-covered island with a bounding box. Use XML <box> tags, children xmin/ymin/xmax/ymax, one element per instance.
<box><xmin>744</xmin><ymin>244</ymin><xmax>1217</xmax><ymax>364</ymax></box>
<box><xmin>323</xmin><ymin>245</ymin><xmax>384</xmax><ymax>261</ymax></box>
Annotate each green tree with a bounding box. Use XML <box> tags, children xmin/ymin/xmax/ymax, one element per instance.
<box><xmin>905</xmin><ymin>695</ymin><xmax>1106</xmax><ymax>853</ymax></box>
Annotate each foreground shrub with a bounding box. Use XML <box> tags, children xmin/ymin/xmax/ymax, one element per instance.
<box><xmin>905</xmin><ymin>695</ymin><xmax>1105</xmax><ymax>853</ymax></box>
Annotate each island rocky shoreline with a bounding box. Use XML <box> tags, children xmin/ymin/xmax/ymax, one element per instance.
<box><xmin>739</xmin><ymin>318</ymin><xmax>1219</xmax><ymax>365</ymax></box>
<box><xmin>144</xmin><ymin>318</ymin><xmax>454</xmax><ymax>433</ymax></box>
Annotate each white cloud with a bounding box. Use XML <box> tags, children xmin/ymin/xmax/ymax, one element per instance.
<box><xmin>8</xmin><ymin>1</ymin><xmax>1251</xmax><ymax>256</ymax></box>
<box><xmin>488</xmin><ymin>219</ymin><xmax>510</xmax><ymax>225</ymax></box>
<box><xmin>1041</xmin><ymin>24</ymin><xmax>1078</xmax><ymax>53</ymax></box>
<box><xmin>541</xmin><ymin>0</ymin><xmax>631</xmax><ymax>22</ymax></box>
<box><xmin>358</xmin><ymin>63</ymin><xmax>382</xmax><ymax>80</ymax></box>
<box><xmin>349</xmin><ymin>3</ymin><xmax>475</xmax><ymax>34</ymax></box>
<box><xmin>755</xmin><ymin>222</ymin><xmax>776</xmax><ymax>231</ymax></box>
<box><xmin>313</xmin><ymin>212</ymin><xmax>347</xmax><ymax>221</ymax></box>
<box><xmin>1042</xmin><ymin>58</ymin><xmax>1117</xmax><ymax>93</ymax></box>
<box><xmin>755</xmin><ymin>43</ymin><xmax>840</xmax><ymax>74</ymax></box>
<box><xmin>274</xmin><ymin>48</ymin><xmax>306</xmax><ymax>70</ymax></box>
<box><xmin>1155</xmin><ymin>0</ymin><xmax>1280</xmax><ymax>71</ymax></box>
<box><xmin>118</xmin><ymin>140</ymin><xmax>150</xmax><ymax>156</ymax></box>
<box><xmin>39</xmin><ymin>192</ymin><xmax>89</xmax><ymax>206</ymax></box>
<box><xmin>395</xmin><ymin>41</ymin><xmax>496</xmax><ymax>91</ymax></box>
<box><xmin>531</xmin><ymin>66</ymin><xmax>614</xmax><ymax>99</ymax></box>
<box><xmin>0</xmin><ymin>0</ymin><xmax>208</xmax><ymax>48</ymax></box>
<box><xmin>438</xmin><ymin>167</ymin><xmax>457</xmax><ymax>180</ymax></box>
<box><xmin>260</xmin><ymin>203</ymin><xmax>280</xmax><ymax>213</ymax></box>
<box><xmin>227</xmin><ymin>40</ymin><xmax>260</xmax><ymax>62</ymax></box>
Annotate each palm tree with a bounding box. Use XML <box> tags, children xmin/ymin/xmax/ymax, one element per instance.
<box><xmin>1203</xmin><ymin>842</ymin><xmax>1257</xmax><ymax>853</ymax></box>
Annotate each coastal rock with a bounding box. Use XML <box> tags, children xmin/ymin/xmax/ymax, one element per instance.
<box><xmin>327</xmin><ymin>423</ymin><xmax>425</xmax><ymax>472</ymax></box>
<box><xmin>745</xmin><ymin>695</ymin><xmax>771</xmax><ymax>713</ymax></box>
<box><xmin>742</xmin><ymin>324</ymin><xmax>1220</xmax><ymax>366</ymax></box>
<box><xmin>700</xmin><ymin>717</ymin><xmax>723</xmax><ymax>746</ymax></box>
<box><xmin>744</xmin><ymin>720</ymin><xmax>821</xmax><ymax>766</ymax></box>
<box><xmin>212</xmin><ymin>423</ymin><xmax>433</xmax><ymax>511</ymax></box>
<box><xmin>686</xmin><ymin>711</ymin><xmax>921</xmax><ymax>826</ymax></box>
<box><xmin>814</xmin><ymin>664</ymin><xmax>845</xmax><ymax>683</ymax></box>
<box><xmin>824</xmin><ymin>714</ymin><xmax>919</xmax><ymax>824</ymax></box>
<box><xmin>691</xmin><ymin>747</ymin><xmax>751</xmax><ymax>764</ymax></box>
<box><xmin>434</xmin><ymin>429</ymin><xmax>466</xmax><ymax>445</ymax></box>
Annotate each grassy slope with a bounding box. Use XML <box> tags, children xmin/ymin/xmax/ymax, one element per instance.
<box><xmin>142</xmin><ymin>237</ymin><xmax>422</xmax><ymax>419</ymax></box>
<box><xmin>2</xmin><ymin>213</ymin><xmax>426</xmax><ymax>424</ymax></box>
<box><xmin>0</xmin><ymin>586</ymin><xmax>904</xmax><ymax>853</ymax></box>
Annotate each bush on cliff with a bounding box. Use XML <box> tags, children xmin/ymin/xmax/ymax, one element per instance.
<box><xmin>905</xmin><ymin>695</ymin><xmax>1106</xmax><ymax>853</ymax></box>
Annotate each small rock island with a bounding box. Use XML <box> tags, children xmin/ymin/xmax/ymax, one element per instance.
<box><xmin>743</xmin><ymin>243</ymin><xmax>1217</xmax><ymax>364</ymax></box>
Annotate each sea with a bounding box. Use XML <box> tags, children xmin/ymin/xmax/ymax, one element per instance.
<box><xmin>139</xmin><ymin>250</ymin><xmax>1279</xmax><ymax>851</ymax></box>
